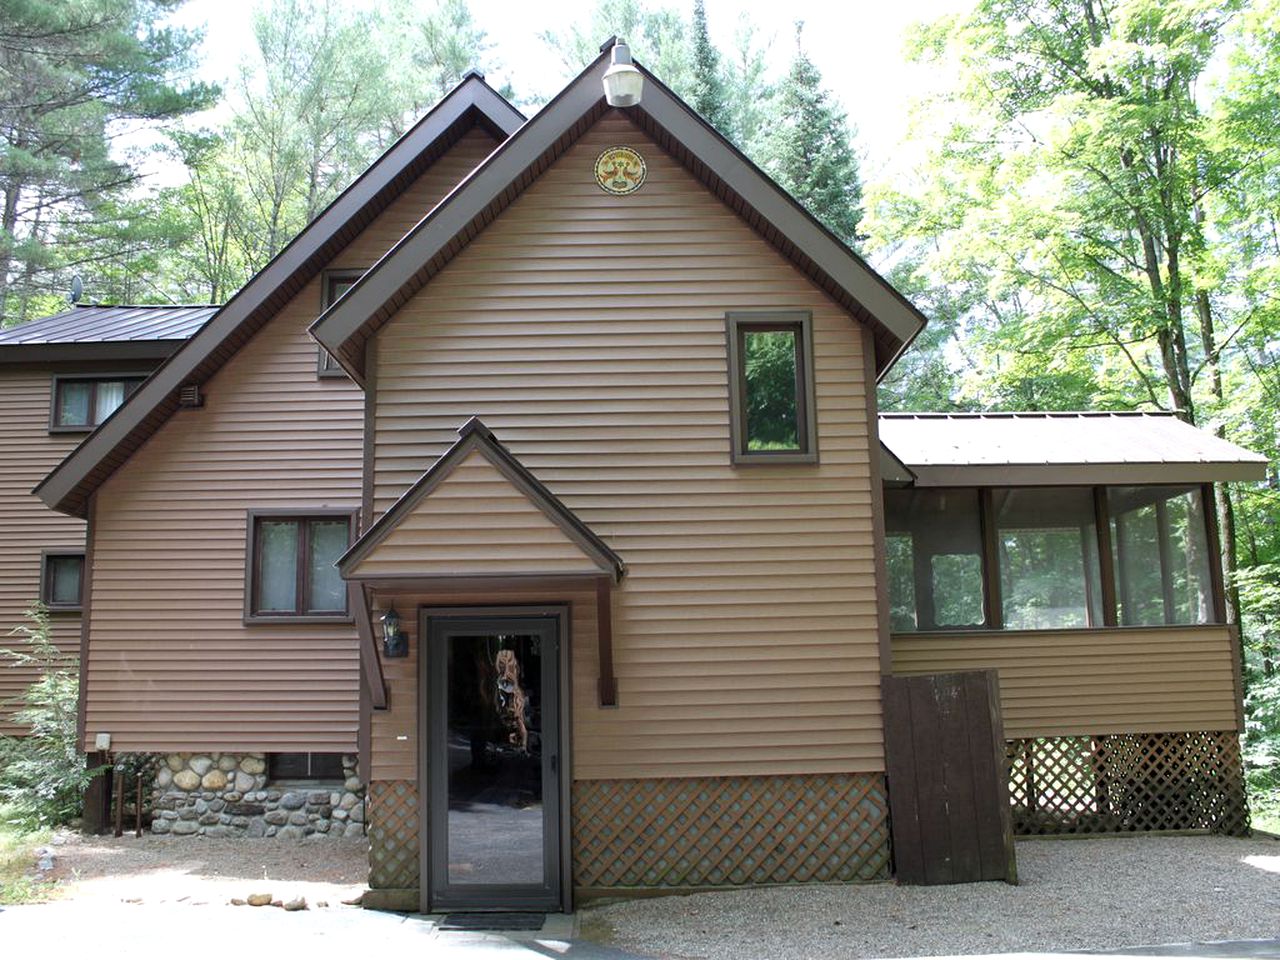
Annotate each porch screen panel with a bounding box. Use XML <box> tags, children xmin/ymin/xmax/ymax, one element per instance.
<box><xmin>992</xmin><ymin>487</ymin><xmax>1103</xmax><ymax>629</ymax></box>
<box><xmin>885</xmin><ymin>488</ymin><xmax>987</xmax><ymax>632</ymax></box>
<box><xmin>1109</xmin><ymin>485</ymin><xmax>1213</xmax><ymax>625</ymax></box>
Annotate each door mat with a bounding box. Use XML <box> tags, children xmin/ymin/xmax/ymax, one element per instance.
<box><xmin>439</xmin><ymin>912</ymin><xmax>546</xmax><ymax>931</ymax></box>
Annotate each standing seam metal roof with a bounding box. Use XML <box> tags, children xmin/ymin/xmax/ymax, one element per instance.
<box><xmin>0</xmin><ymin>304</ymin><xmax>218</xmax><ymax>344</ymax></box>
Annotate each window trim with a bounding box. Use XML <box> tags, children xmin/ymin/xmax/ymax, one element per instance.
<box><xmin>317</xmin><ymin>270</ymin><xmax>364</xmax><ymax>379</ymax></box>
<box><xmin>49</xmin><ymin>373</ymin><xmax>148</xmax><ymax>434</ymax></box>
<box><xmin>267</xmin><ymin>751</ymin><xmax>346</xmax><ymax>784</ymax></box>
<box><xmin>725</xmin><ymin>311</ymin><xmax>819</xmax><ymax>465</ymax></box>
<box><xmin>244</xmin><ymin>508</ymin><xmax>358</xmax><ymax>624</ymax></box>
<box><xmin>40</xmin><ymin>549</ymin><xmax>85</xmax><ymax>612</ymax></box>
<box><xmin>887</xmin><ymin>482</ymin><xmax>1224</xmax><ymax>635</ymax></box>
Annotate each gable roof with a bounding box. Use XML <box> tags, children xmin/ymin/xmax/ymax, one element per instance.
<box><xmin>35</xmin><ymin>73</ymin><xmax>525</xmax><ymax>518</ymax></box>
<box><xmin>879</xmin><ymin>411</ymin><xmax>1270</xmax><ymax>485</ymax></box>
<box><xmin>0</xmin><ymin>304</ymin><xmax>214</xmax><ymax>363</ymax></box>
<box><xmin>339</xmin><ymin>417</ymin><xmax>624</xmax><ymax>582</ymax></box>
<box><xmin>310</xmin><ymin>43</ymin><xmax>927</xmax><ymax>382</ymax></box>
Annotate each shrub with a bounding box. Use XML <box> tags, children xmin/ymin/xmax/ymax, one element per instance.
<box><xmin>0</xmin><ymin>604</ymin><xmax>95</xmax><ymax>829</ymax></box>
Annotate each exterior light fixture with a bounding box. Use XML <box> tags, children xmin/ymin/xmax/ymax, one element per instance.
<box><xmin>381</xmin><ymin>606</ymin><xmax>408</xmax><ymax>659</ymax></box>
<box><xmin>602</xmin><ymin>40</ymin><xmax>643</xmax><ymax>107</ymax></box>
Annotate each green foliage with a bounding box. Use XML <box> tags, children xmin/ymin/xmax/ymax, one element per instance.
<box><xmin>0</xmin><ymin>814</ymin><xmax>54</xmax><ymax>905</ymax></box>
<box><xmin>689</xmin><ymin>0</ymin><xmax>730</xmax><ymax>134</ymax></box>
<box><xmin>0</xmin><ymin>606</ymin><xmax>95</xmax><ymax>830</ymax></box>
<box><xmin>0</xmin><ymin>0</ymin><xmax>217</xmax><ymax>324</ymax></box>
<box><xmin>760</xmin><ymin>26</ymin><xmax>864</xmax><ymax>248</ymax></box>
<box><xmin>743</xmin><ymin>329</ymin><xmax>799</xmax><ymax>449</ymax></box>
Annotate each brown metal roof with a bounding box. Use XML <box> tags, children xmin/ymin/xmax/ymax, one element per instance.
<box><xmin>310</xmin><ymin>45</ymin><xmax>926</xmax><ymax>379</ymax></box>
<box><xmin>879</xmin><ymin>411</ymin><xmax>1269</xmax><ymax>485</ymax></box>
<box><xmin>0</xmin><ymin>303</ymin><xmax>215</xmax><ymax>344</ymax></box>
<box><xmin>35</xmin><ymin>73</ymin><xmax>525</xmax><ymax>519</ymax></box>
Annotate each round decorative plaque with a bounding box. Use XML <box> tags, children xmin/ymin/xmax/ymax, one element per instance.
<box><xmin>594</xmin><ymin>146</ymin><xmax>647</xmax><ymax>195</ymax></box>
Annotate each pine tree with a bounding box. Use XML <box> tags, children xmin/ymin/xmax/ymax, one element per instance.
<box><xmin>763</xmin><ymin>25</ymin><xmax>864</xmax><ymax>248</ymax></box>
<box><xmin>689</xmin><ymin>0</ymin><xmax>730</xmax><ymax>134</ymax></box>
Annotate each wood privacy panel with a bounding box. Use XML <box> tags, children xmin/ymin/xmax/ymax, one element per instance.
<box><xmin>0</xmin><ymin>368</ymin><xmax>90</xmax><ymax>734</ymax></box>
<box><xmin>367</xmin><ymin>779</ymin><xmax>420</xmax><ymax>890</ymax></box>
<box><xmin>81</xmin><ymin>131</ymin><xmax>498</xmax><ymax>753</ymax></box>
<box><xmin>371</xmin><ymin>112</ymin><xmax>883</xmax><ymax>779</ymax></box>
<box><xmin>891</xmin><ymin>626</ymin><xmax>1240</xmax><ymax>738</ymax></box>
<box><xmin>349</xmin><ymin>449</ymin><xmax>603</xmax><ymax>578</ymax></box>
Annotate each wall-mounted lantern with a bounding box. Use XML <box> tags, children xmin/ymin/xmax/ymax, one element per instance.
<box><xmin>381</xmin><ymin>606</ymin><xmax>408</xmax><ymax>659</ymax></box>
<box><xmin>602</xmin><ymin>40</ymin><xmax>643</xmax><ymax>107</ymax></box>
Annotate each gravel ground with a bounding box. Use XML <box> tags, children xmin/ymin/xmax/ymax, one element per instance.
<box><xmin>36</xmin><ymin>831</ymin><xmax>368</xmax><ymax>907</ymax></box>
<box><xmin>580</xmin><ymin>836</ymin><xmax>1280</xmax><ymax>959</ymax></box>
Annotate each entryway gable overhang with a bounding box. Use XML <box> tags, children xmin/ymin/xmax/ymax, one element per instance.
<box><xmin>337</xmin><ymin>417</ymin><xmax>625</xmax><ymax>583</ymax></box>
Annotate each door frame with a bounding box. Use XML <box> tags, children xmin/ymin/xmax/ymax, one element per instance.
<box><xmin>418</xmin><ymin>604</ymin><xmax>572</xmax><ymax>914</ymax></box>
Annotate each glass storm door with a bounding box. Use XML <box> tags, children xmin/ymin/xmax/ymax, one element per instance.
<box><xmin>426</xmin><ymin>614</ymin><xmax>561</xmax><ymax>911</ymax></box>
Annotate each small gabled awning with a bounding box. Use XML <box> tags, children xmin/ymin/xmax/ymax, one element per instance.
<box><xmin>339</xmin><ymin>417</ymin><xmax>624</xmax><ymax>583</ymax></box>
<box><xmin>879</xmin><ymin>411</ymin><xmax>1269</xmax><ymax>486</ymax></box>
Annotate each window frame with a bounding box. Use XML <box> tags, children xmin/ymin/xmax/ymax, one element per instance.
<box><xmin>885</xmin><ymin>482</ymin><xmax>1224</xmax><ymax>635</ymax></box>
<box><xmin>40</xmin><ymin>549</ymin><xmax>85</xmax><ymax>612</ymax></box>
<box><xmin>267</xmin><ymin>752</ymin><xmax>346</xmax><ymax>784</ymax></box>
<box><xmin>244</xmin><ymin>508</ymin><xmax>358</xmax><ymax>624</ymax></box>
<box><xmin>49</xmin><ymin>373</ymin><xmax>147</xmax><ymax>434</ymax></box>
<box><xmin>317</xmin><ymin>270</ymin><xmax>363</xmax><ymax>379</ymax></box>
<box><xmin>725</xmin><ymin>311</ymin><xmax>819</xmax><ymax>465</ymax></box>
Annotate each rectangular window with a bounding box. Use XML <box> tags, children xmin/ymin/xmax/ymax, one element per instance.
<box><xmin>51</xmin><ymin>376</ymin><xmax>144</xmax><ymax>430</ymax></box>
<box><xmin>317</xmin><ymin>271</ymin><xmax>361</xmax><ymax>378</ymax></box>
<box><xmin>885</xmin><ymin>488</ymin><xmax>988</xmax><ymax>631</ymax></box>
<box><xmin>248</xmin><ymin>513</ymin><xmax>353</xmax><ymax>619</ymax></box>
<box><xmin>1109</xmin><ymin>485</ymin><xmax>1214</xmax><ymax>625</ymax></box>
<box><xmin>41</xmin><ymin>552</ymin><xmax>85</xmax><ymax>610</ymax></box>
<box><xmin>268</xmin><ymin>752</ymin><xmax>345</xmax><ymax>782</ymax></box>
<box><xmin>992</xmin><ymin>487</ymin><xmax>1103</xmax><ymax>630</ymax></box>
<box><xmin>726</xmin><ymin>312</ymin><xmax>817</xmax><ymax>463</ymax></box>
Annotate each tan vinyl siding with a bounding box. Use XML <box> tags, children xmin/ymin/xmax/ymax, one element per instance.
<box><xmin>81</xmin><ymin>131</ymin><xmax>497</xmax><ymax>753</ymax></box>
<box><xmin>370</xmin><ymin>113</ymin><xmax>883</xmax><ymax>780</ymax></box>
<box><xmin>350</xmin><ymin>449</ymin><xmax>603</xmax><ymax>578</ymax></box>
<box><xmin>0</xmin><ymin>368</ymin><xmax>87</xmax><ymax>735</ymax></box>
<box><xmin>891</xmin><ymin>625</ymin><xmax>1240</xmax><ymax>737</ymax></box>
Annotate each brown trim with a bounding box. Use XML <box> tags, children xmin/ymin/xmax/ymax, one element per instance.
<box><xmin>1227</xmin><ymin>622</ymin><xmax>1246</xmax><ymax>733</ymax></box>
<box><xmin>243</xmin><ymin>508</ymin><xmax>359</xmax><ymax>623</ymax></box>
<box><xmin>350</xmin><ymin>581</ymin><xmax>388</xmax><ymax>710</ymax></box>
<box><xmin>48</xmin><ymin>372</ymin><xmax>148</xmax><ymax>434</ymax></box>
<box><xmin>338</xmin><ymin>417</ymin><xmax>624</xmax><ymax>581</ymax></box>
<box><xmin>595</xmin><ymin>576</ymin><xmax>618</xmax><ymax>707</ymax></box>
<box><xmin>725</xmin><ymin>312</ymin><xmax>819</xmax><ymax>465</ymax></box>
<box><xmin>36</xmin><ymin>75</ymin><xmax>525</xmax><ymax>519</ymax></box>
<box><xmin>360</xmin><ymin>335</ymin><xmax>378</xmax><ymax>530</ymax></box>
<box><xmin>75</xmin><ymin>493</ymin><xmax>97</xmax><ymax>749</ymax></box>
<box><xmin>310</xmin><ymin>49</ymin><xmax>921</xmax><ymax>380</ymax></box>
<box><xmin>978</xmin><ymin>488</ymin><xmax>1004</xmax><ymax>630</ymax></box>
<box><xmin>1093</xmin><ymin>486</ymin><xmax>1119</xmax><ymax>627</ymax></box>
<box><xmin>344</xmin><ymin>574</ymin><xmax>612</xmax><ymax>592</ymax></box>
<box><xmin>893</xmin><ymin>623</ymin><xmax>1234</xmax><ymax>641</ymax></box>
<box><xmin>0</xmin><ymin>340</ymin><xmax>184</xmax><ymax>366</ymax></box>
<box><xmin>862</xmin><ymin>327</ymin><xmax>893</xmax><ymax>676</ymax></box>
<box><xmin>317</xmin><ymin>270</ymin><xmax>365</xmax><ymax>379</ymax></box>
<box><xmin>1202</xmin><ymin>482</ymin><xmax>1228</xmax><ymax>625</ymax></box>
<box><xmin>39</xmin><ymin>548</ymin><xmax>86</xmax><ymax>612</ymax></box>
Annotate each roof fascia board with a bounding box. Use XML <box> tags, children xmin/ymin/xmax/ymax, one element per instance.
<box><xmin>36</xmin><ymin>76</ymin><xmax>523</xmax><ymax>518</ymax></box>
<box><xmin>0</xmin><ymin>340</ymin><xmax>182</xmax><ymax>364</ymax></box>
<box><xmin>906</xmin><ymin>462</ymin><xmax>1268</xmax><ymax>487</ymax></box>
<box><xmin>311</xmin><ymin>57</ymin><xmax>612</xmax><ymax>365</ymax></box>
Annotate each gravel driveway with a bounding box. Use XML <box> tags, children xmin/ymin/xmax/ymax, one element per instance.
<box><xmin>579</xmin><ymin>836</ymin><xmax>1280</xmax><ymax>959</ymax></box>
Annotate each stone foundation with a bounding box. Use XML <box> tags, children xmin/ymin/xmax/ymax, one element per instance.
<box><xmin>151</xmin><ymin>753</ymin><xmax>365</xmax><ymax>839</ymax></box>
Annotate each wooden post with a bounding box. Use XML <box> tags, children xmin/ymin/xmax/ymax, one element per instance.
<box><xmin>135</xmin><ymin>772</ymin><xmax>143</xmax><ymax>838</ymax></box>
<box><xmin>112</xmin><ymin>768</ymin><xmax>124</xmax><ymax>838</ymax></box>
<box><xmin>596</xmin><ymin>576</ymin><xmax>618</xmax><ymax>707</ymax></box>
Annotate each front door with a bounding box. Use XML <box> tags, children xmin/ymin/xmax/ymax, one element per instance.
<box><xmin>425</xmin><ymin>612</ymin><xmax>563</xmax><ymax>911</ymax></box>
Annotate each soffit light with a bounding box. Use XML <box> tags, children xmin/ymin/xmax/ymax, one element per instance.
<box><xmin>603</xmin><ymin>40</ymin><xmax>643</xmax><ymax>107</ymax></box>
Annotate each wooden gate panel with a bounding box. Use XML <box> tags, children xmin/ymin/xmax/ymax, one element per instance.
<box><xmin>883</xmin><ymin>669</ymin><xmax>1017</xmax><ymax>885</ymax></box>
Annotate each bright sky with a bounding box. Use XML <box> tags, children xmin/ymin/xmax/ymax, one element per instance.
<box><xmin>166</xmin><ymin>0</ymin><xmax>973</xmax><ymax>181</ymax></box>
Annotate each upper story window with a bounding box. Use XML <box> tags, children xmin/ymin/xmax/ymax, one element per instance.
<box><xmin>41</xmin><ymin>551</ymin><xmax>85</xmax><ymax>611</ymax></box>
<box><xmin>246</xmin><ymin>512</ymin><xmax>354</xmax><ymax>621</ymax></box>
<box><xmin>318</xmin><ymin>271</ymin><xmax>362</xmax><ymax>379</ymax></box>
<box><xmin>51</xmin><ymin>376</ymin><xmax>144</xmax><ymax>431</ymax></box>
<box><xmin>726</xmin><ymin>312</ymin><xmax>818</xmax><ymax>464</ymax></box>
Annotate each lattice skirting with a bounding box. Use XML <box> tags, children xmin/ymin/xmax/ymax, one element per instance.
<box><xmin>1006</xmin><ymin>731</ymin><xmax>1248</xmax><ymax>836</ymax></box>
<box><xmin>367</xmin><ymin>780</ymin><xmax>420</xmax><ymax>890</ymax></box>
<box><xmin>572</xmin><ymin>773</ymin><xmax>890</xmax><ymax>889</ymax></box>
